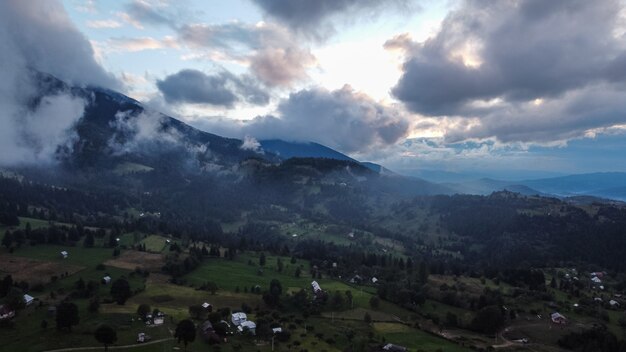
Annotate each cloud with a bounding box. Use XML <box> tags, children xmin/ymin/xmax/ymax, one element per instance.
<box><xmin>156</xmin><ymin>69</ymin><xmax>270</xmax><ymax>107</ymax></box>
<box><xmin>107</xmin><ymin>110</ymin><xmax>182</xmax><ymax>155</ymax></box>
<box><xmin>0</xmin><ymin>0</ymin><xmax>119</xmax><ymax>166</ymax></box>
<box><xmin>250</xmin><ymin>0</ymin><xmax>416</xmax><ymax>40</ymax></box>
<box><xmin>86</xmin><ymin>19</ymin><xmax>123</xmax><ymax>29</ymax></box>
<box><xmin>125</xmin><ymin>0</ymin><xmax>173</xmax><ymax>27</ymax></box>
<box><xmin>240</xmin><ymin>136</ymin><xmax>263</xmax><ymax>152</ymax></box>
<box><xmin>118</xmin><ymin>0</ymin><xmax>195</xmax><ymax>30</ymax></box>
<box><xmin>390</xmin><ymin>0</ymin><xmax>626</xmax><ymax>143</ymax></box>
<box><xmin>0</xmin><ymin>0</ymin><xmax>119</xmax><ymax>89</ymax></box>
<box><xmin>190</xmin><ymin>85</ymin><xmax>410</xmax><ymax>153</ymax></box>
<box><xmin>178</xmin><ymin>22</ymin><xmax>315</xmax><ymax>87</ymax></box>
<box><xmin>103</xmin><ymin>36</ymin><xmax>178</xmax><ymax>52</ymax></box>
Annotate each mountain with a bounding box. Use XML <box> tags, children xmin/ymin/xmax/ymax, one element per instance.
<box><xmin>17</xmin><ymin>72</ymin><xmax>452</xmax><ymax>199</ymax></box>
<box><xmin>520</xmin><ymin>172</ymin><xmax>626</xmax><ymax>200</ymax></box>
<box><xmin>259</xmin><ymin>139</ymin><xmax>393</xmax><ymax>175</ymax></box>
<box><xmin>445</xmin><ymin>178</ymin><xmax>545</xmax><ymax>196</ymax></box>
<box><xmin>259</xmin><ymin>139</ymin><xmax>356</xmax><ymax>162</ymax></box>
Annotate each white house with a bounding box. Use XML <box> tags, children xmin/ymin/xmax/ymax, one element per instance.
<box><xmin>23</xmin><ymin>294</ymin><xmax>34</xmax><ymax>306</ymax></box>
<box><xmin>202</xmin><ymin>302</ymin><xmax>212</xmax><ymax>309</ymax></box>
<box><xmin>311</xmin><ymin>281</ymin><xmax>322</xmax><ymax>293</ymax></box>
<box><xmin>102</xmin><ymin>276</ymin><xmax>112</xmax><ymax>284</ymax></box>
<box><xmin>551</xmin><ymin>312</ymin><xmax>567</xmax><ymax>324</ymax></box>
<box><xmin>238</xmin><ymin>320</ymin><xmax>256</xmax><ymax>335</ymax></box>
<box><xmin>231</xmin><ymin>312</ymin><xmax>247</xmax><ymax>326</ymax></box>
<box><xmin>610</xmin><ymin>300</ymin><xmax>620</xmax><ymax>307</ymax></box>
<box><xmin>591</xmin><ymin>276</ymin><xmax>602</xmax><ymax>284</ymax></box>
<box><xmin>60</xmin><ymin>251</ymin><xmax>68</xmax><ymax>259</ymax></box>
<box><xmin>272</xmin><ymin>327</ymin><xmax>282</xmax><ymax>334</ymax></box>
<box><xmin>372</xmin><ymin>277</ymin><xmax>379</xmax><ymax>284</ymax></box>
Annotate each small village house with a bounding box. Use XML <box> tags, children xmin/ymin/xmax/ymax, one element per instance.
<box><xmin>60</xmin><ymin>251</ymin><xmax>68</xmax><ymax>259</ymax></box>
<box><xmin>23</xmin><ymin>294</ymin><xmax>34</xmax><ymax>306</ymax></box>
<box><xmin>231</xmin><ymin>312</ymin><xmax>247</xmax><ymax>326</ymax></box>
<box><xmin>551</xmin><ymin>312</ymin><xmax>567</xmax><ymax>324</ymax></box>
<box><xmin>102</xmin><ymin>276</ymin><xmax>112</xmax><ymax>284</ymax></box>
<box><xmin>382</xmin><ymin>343</ymin><xmax>408</xmax><ymax>351</ymax></box>
<box><xmin>238</xmin><ymin>321</ymin><xmax>256</xmax><ymax>335</ymax></box>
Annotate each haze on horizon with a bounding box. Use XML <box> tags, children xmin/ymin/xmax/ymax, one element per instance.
<box><xmin>2</xmin><ymin>0</ymin><xmax>626</xmax><ymax>180</ymax></box>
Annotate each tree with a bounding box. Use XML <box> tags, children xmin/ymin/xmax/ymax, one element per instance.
<box><xmin>259</xmin><ymin>252</ymin><xmax>266</xmax><ymax>267</ymax></box>
<box><xmin>2</xmin><ymin>231</ymin><xmax>13</xmax><ymax>249</ymax></box>
<box><xmin>94</xmin><ymin>324</ymin><xmax>117</xmax><ymax>351</ymax></box>
<box><xmin>364</xmin><ymin>312</ymin><xmax>372</xmax><ymax>324</ymax></box>
<box><xmin>188</xmin><ymin>305</ymin><xmax>203</xmax><ymax>320</ymax></box>
<box><xmin>369</xmin><ymin>296</ymin><xmax>380</xmax><ymax>309</ymax></box>
<box><xmin>175</xmin><ymin>319</ymin><xmax>196</xmax><ymax>351</ymax></box>
<box><xmin>471</xmin><ymin>305</ymin><xmax>505</xmax><ymax>334</ymax></box>
<box><xmin>0</xmin><ymin>275</ymin><xmax>13</xmax><ymax>297</ymax></box>
<box><xmin>205</xmin><ymin>281</ymin><xmax>218</xmax><ymax>295</ymax></box>
<box><xmin>84</xmin><ymin>232</ymin><xmax>95</xmax><ymax>248</ymax></box>
<box><xmin>277</xmin><ymin>258</ymin><xmax>284</xmax><ymax>272</ymax></box>
<box><xmin>345</xmin><ymin>290</ymin><xmax>353</xmax><ymax>308</ymax></box>
<box><xmin>137</xmin><ymin>304</ymin><xmax>151</xmax><ymax>319</ymax></box>
<box><xmin>110</xmin><ymin>278</ymin><xmax>131</xmax><ymax>305</ymax></box>
<box><xmin>88</xmin><ymin>296</ymin><xmax>100</xmax><ymax>313</ymax></box>
<box><xmin>56</xmin><ymin>302</ymin><xmax>79</xmax><ymax>331</ymax></box>
<box><xmin>4</xmin><ymin>286</ymin><xmax>25</xmax><ymax>311</ymax></box>
<box><xmin>263</xmin><ymin>279</ymin><xmax>283</xmax><ymax>307</ymax></box>
<box><xmin>331</xmin><ymin>290</ymin><xmax>345</xmax><ymax>309</ymax></box>
<box><xmin>294</xmin><ymin>267</ymin><xmax>301</xmax><ymax>278</ymax></box>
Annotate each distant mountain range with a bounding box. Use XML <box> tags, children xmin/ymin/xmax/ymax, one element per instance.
<box><xmin>441</xmin><ymin>173</ymin><xmax>626</xmax><ymax>202</ymax></box>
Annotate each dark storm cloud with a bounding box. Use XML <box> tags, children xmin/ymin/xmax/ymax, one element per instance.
<box><xmin>389</xmin><ymin>0</ymin><xmax>626</xmax><ymax>143</ymax></box>
<box><xmin>156</xmin><ymin>69</ymin><xmax>270</xmax><ymax>107</ymax></box>
<box><xmin>193</xmin><ymin>85</ymin><xmax>410</xmax><ymax>153</ymax></box>
<box><xmin>250</xmin><ymin>0</ymin><xmax>416</xmax><ymax>40</ymax></box>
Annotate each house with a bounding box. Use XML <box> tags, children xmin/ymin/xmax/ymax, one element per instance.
<box><xmin>372</xmin><ymin>277</ymin><xmax>379</xmax><ymax>284</ymax></box>
<box><xmin>551</xmin><ymin>312</ymin><xmax>567</xmax><ymax>324</ymax></box>
<box><xmin>591</xmin><ymin>276</ymin><xmax>602</xmax><ymax>284</ymax></box>
<box><xmin>609</xmin><ymin>300</ymin><xmax>620</xmax><ymax>307</ymax></box>
<box><xmin>102</xmin><ymin>276</ymin><xmax>112</xmax><ymax>284</ymax></box>
<box><xmin>591</xmin><ymin>272</ymin><xmax>605</xmax><ymax>279</ymax></box>
<box><xmin>382</xmin><ymin>343</ymin><xmax>408</xmax><ymax>352</ymax></box>
<box><xmin>202</xmin><ymin>302</ymin><xmax>213</xmax><ymax>311</ymax></box>
<box><xmin>60</xmin><ymin>251</ymin><xmax>68</xmax><ymax>259</ymax></box>
<box><xmin>594</xmin><ymin>297</ymin><xmax>603</xmax><ymax>302</ymax></box>
<box><xmin>153</xmin><ymin>315</ymin><xmax>164</xmax><ymax>325</ymax></box>
<box><xmin>201</xmin><ymin>320</ymin><xmax>221</xmax><ymax>343</ymax></box>
<box><xmin>272</xmin><ymin>327</ymin><xmax>282</xmax><ymax>334</ymax></box>
<box><xmin>0</xmin><ymin>305</ymin><xmax>15</xmax><ymax>321</ymax></box>
<box><xmin>137</xmin><ymin>333</ymin><xmax>151</xmax><ymax>343</ymax></box>
<box><xmin>238</xmin><ymin>320</ymin><xmax>256</xmax><ymax>335</ymax></box>
<box><xmin>231</xmin><ymin>312</ymin><xmax>247</xmax><ymax>326</ymax></box>
<box><xmin>23</xmin><ymin>294</ymin><xmax>34</xmax><ymax>306</ymax></box>
<box><xmin>349</xmin><ymin>275</ymin><xmax>363</xmax><ymax>284</ymax></box>
<box><xmin>311</xmin><ymin>281</ymin><xmax>322</xmax><ymax>293</ymax></box>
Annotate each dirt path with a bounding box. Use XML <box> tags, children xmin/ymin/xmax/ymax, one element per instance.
<box><xmin>43</xmin><ymin>337</ymin><xmax>175</xmax><ymax>352</ymax></box>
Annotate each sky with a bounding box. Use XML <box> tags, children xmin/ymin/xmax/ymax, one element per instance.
<box><xmin>2</xmin><ymin>0</ymin><xmax>626</xmax><ymax>180</ymax></box>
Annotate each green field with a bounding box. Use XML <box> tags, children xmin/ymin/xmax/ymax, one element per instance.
<box><xmin>374</xmin><ymin>322</ymin><xmax>471</xmax><ymax>352</ymax></box>
<box><xmin>139</xmin><ymin>235</ymin><xmax>170</xmax><ymax>252</ymax></box>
